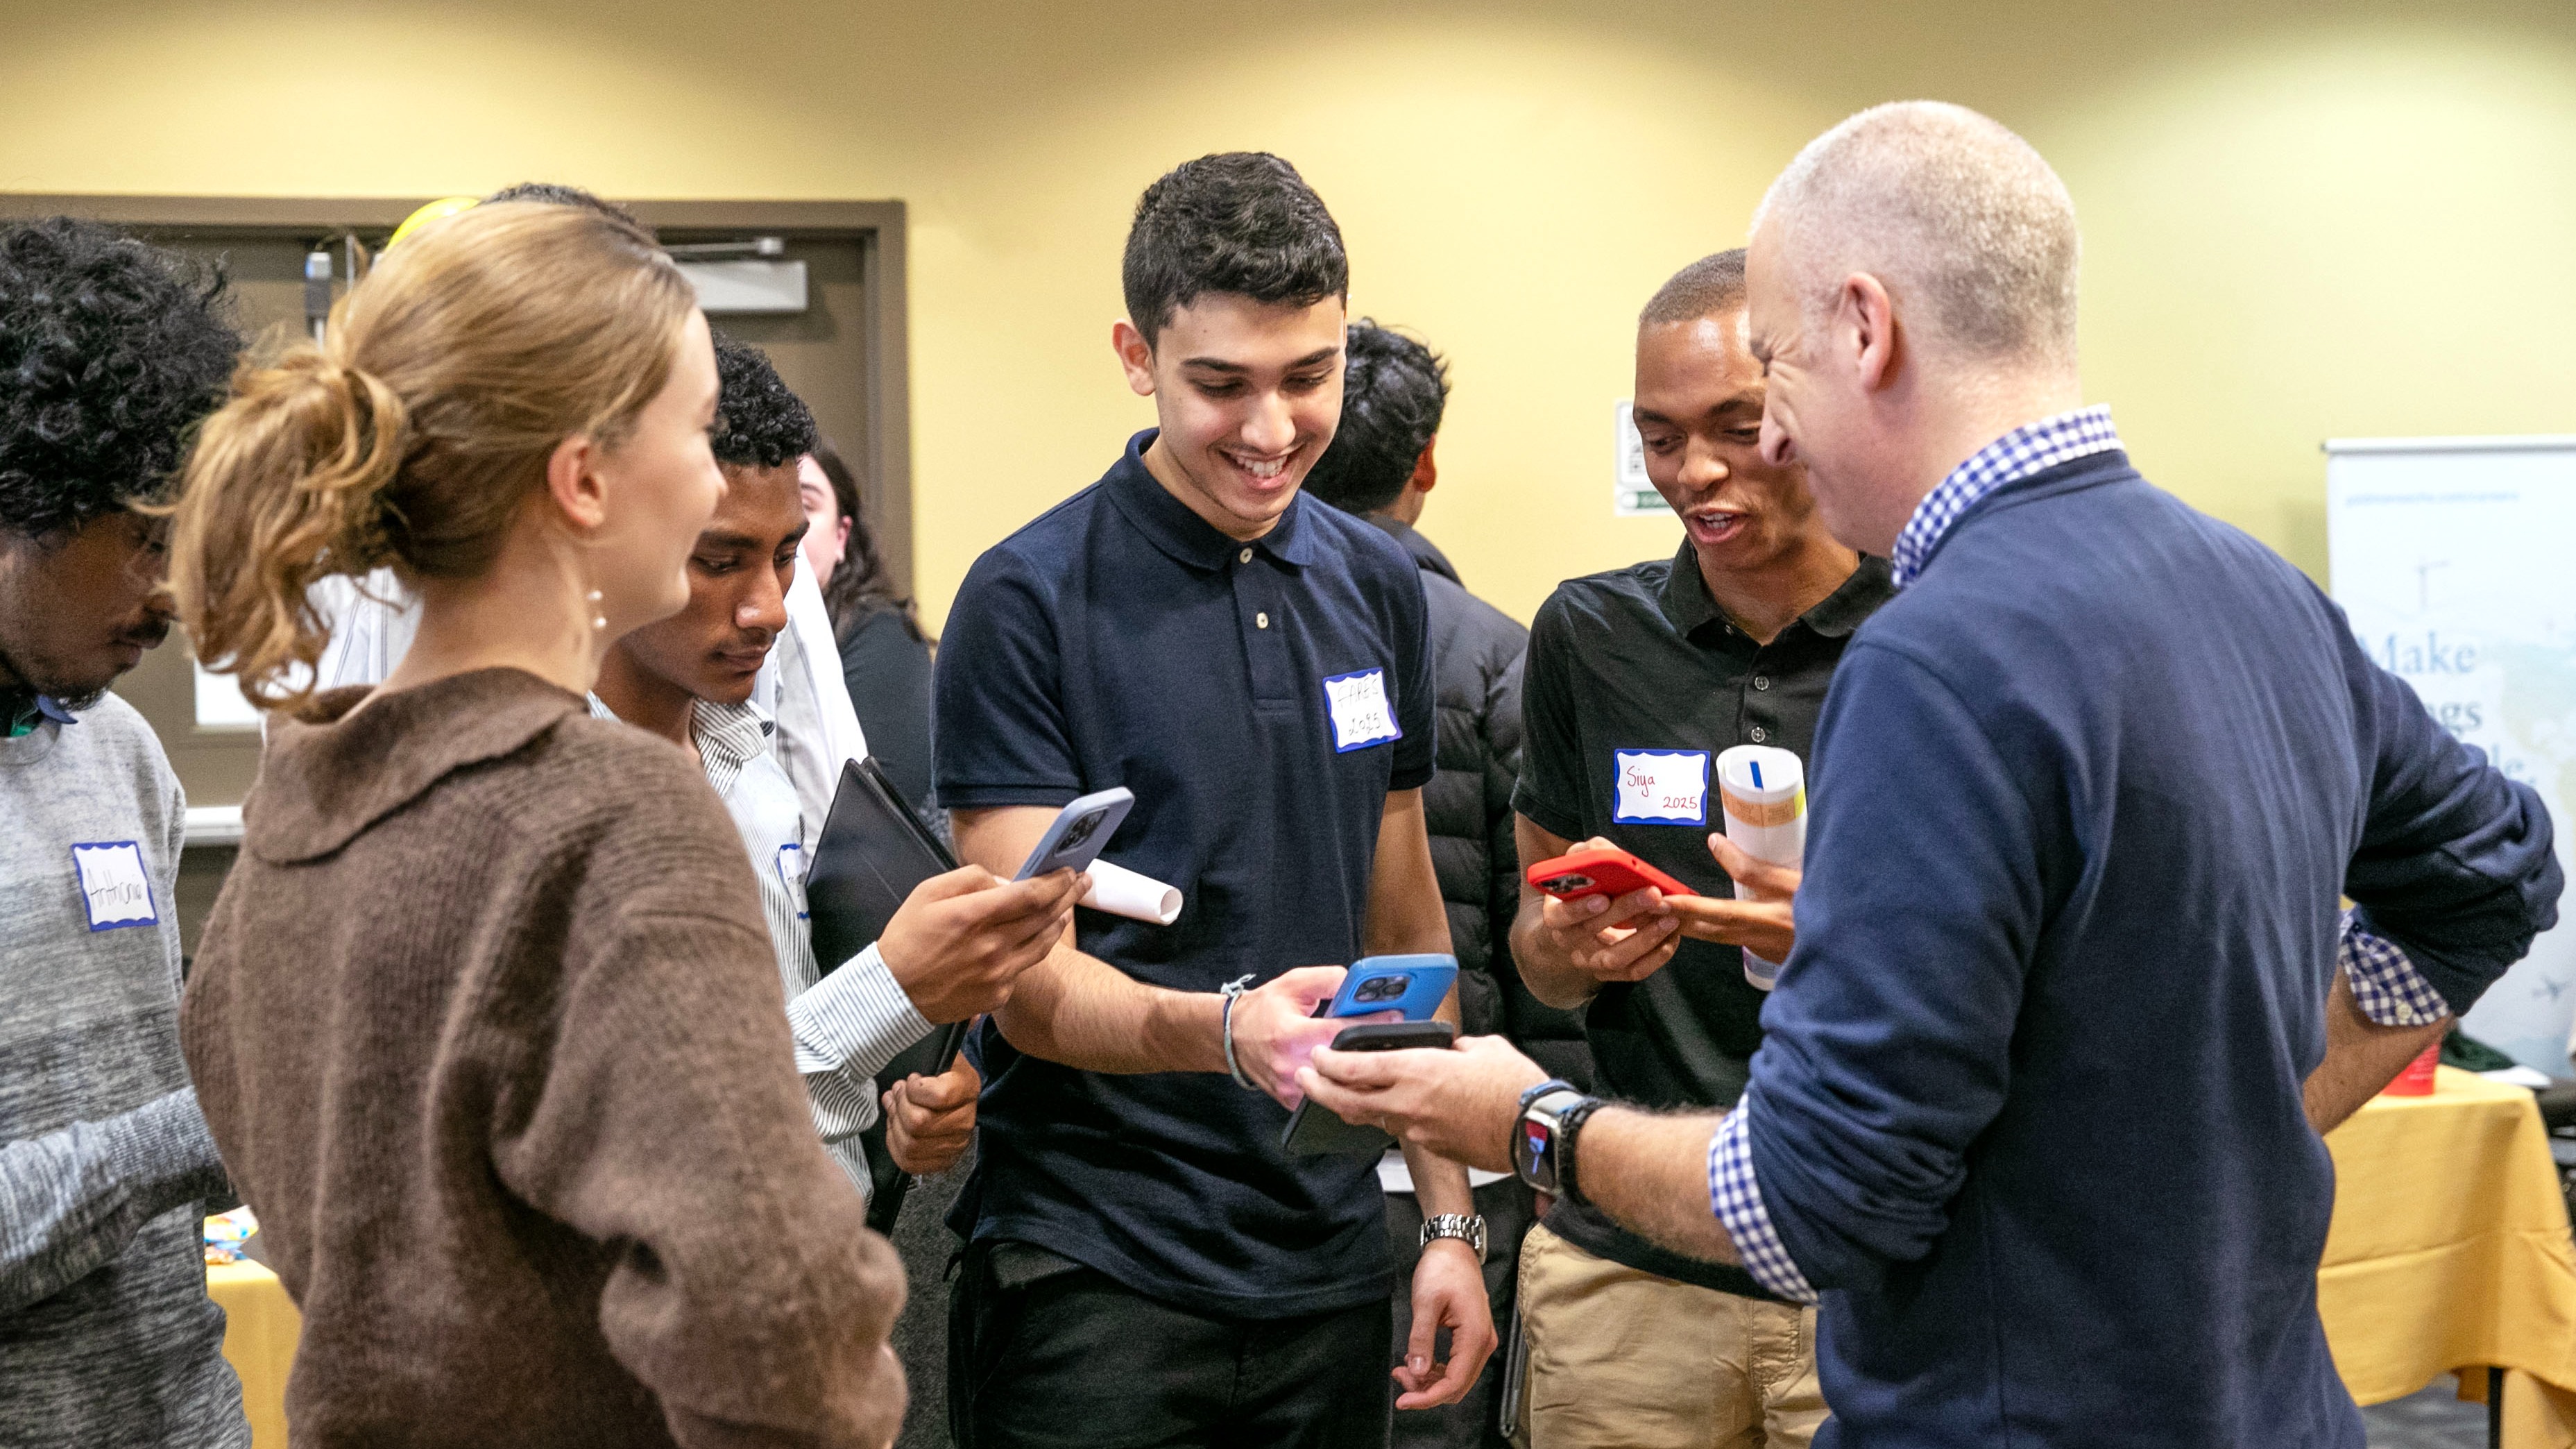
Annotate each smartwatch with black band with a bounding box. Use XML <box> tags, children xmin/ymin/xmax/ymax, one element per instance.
<box><xmin>1512</xmin><ymin>1087</ymin><xmax>1594</xmax><ymax>1198</ymax></box>
<box><xmin>1553</xmin><ymin>1096</ymin><xmax>1605</xmax><ymax>1208</ymax></box>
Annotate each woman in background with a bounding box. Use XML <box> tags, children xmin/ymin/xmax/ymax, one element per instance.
<box><xmin>169</xmin><ymin>202</ymin><xmax>904</xmax><ymax>1449</ymax></box>
<box><xmin>798</xmin><ymin>439</ymin><xmax>935</xmax><ymax>810</ymax></box>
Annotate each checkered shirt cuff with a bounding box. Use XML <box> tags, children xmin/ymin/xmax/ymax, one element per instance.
<box><xmin>1709</xmin><ymin>1099</ymin><xmax>1819</xmax><ymax>1304</ymax></box>
<box><xmin>2341</xmin><ymin>909</ymin><xmax>2447</xmax><ymax>1028</ymax></box>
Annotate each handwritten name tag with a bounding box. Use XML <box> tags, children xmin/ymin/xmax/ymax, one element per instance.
<box><xmin>1322</xmin><ymin>668</ymin><xmax>1403</xmax><ymax>753</ymax></box>
<box><xmin>1612</xmin><ymin>749</ymin><xmax>1710</xmax><ymax>826</ymax></box>
<box><xmin>776</xmin><ymin>842</ymin><xmax>809</xmax><ymax>922</ymax></box>
<box><xmin>71</xmin><ymin>841</ymin><xmax>158</xmax><ymax>931</ymax></box>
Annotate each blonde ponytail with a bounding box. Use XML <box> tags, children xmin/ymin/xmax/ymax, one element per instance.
<box><xmin>169</xmin><ymin>201</ymin><xmax>693</xmax><ymax>711</ymax></box>
<box><xmin>169</xmin><ymin>348</ymin><xmax>408</xmax><ymax>710</ymax></box>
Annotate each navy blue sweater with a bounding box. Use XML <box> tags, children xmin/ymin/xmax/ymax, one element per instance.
<box><xmin>1746</xmin><ymin>452</ymin><xmax>2559</xmax><ymax>1447</ymax></box>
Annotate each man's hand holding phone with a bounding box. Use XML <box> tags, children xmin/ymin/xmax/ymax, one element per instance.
<box><xmin>1225</xmin><ymin>967</ymin><xmax>1404</xmax><ymax>1109</ymax></box>
<box><xmin>878</xmin><ymin>865</ymin><xmax>1087</xmax><ymax>1024</ymax></box>
<box><xmin>1530</xmin><ymin>838</ymin><xmax>1684</xmax><ymax>985</ymax></box>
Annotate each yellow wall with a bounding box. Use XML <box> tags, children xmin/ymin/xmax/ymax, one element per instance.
<box><xmin>3</xmin><ymin>0</ymin><xmax>2570</xmax><ymax>627</ymax></box>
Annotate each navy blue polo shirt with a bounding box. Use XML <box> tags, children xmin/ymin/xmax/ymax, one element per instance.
<box><xmin>934</xmin><ymin>429</ymin><xmax>1435</xmax><ymax>1318</ymax></box>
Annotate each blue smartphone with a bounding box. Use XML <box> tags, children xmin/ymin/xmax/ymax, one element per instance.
<box><xmin>1014</xmin><ymin>787</ymin><xmax>1134</xmax><ymax>881</ymax></box>
<box><xmin>1320</xmin><ymin>954</ymin><xmax>1458</xmax><ymax>1022</ymax></box>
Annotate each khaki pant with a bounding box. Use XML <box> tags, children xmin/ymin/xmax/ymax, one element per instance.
<box><xmin>1516</xmin><ymin>1222</ymin><xmax>1825</xmax><ymax>1449</ymax></box>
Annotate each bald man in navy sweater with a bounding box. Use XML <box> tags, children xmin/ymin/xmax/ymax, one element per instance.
<box><xmin>1306</xmin><ymin>102</ymin><xmax>2561</xmax><ymax>1448</ymax></box>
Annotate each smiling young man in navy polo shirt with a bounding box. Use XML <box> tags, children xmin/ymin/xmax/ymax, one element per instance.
<box><xmin>935</xmin><ymin>153</ymin><xmax>1494</xmax><ymax>1449</ymax></box>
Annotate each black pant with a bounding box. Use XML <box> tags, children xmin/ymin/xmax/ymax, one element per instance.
<box><xmin>950</xmin><ymin>1241</ymin><xmax>1394</xmax><ymax>1449</ymax></box>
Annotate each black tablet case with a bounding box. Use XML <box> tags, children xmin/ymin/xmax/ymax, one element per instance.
<box><xmin>804</xmin><ymin>756</ymin><xmax>969</xmax><ymax>1232</ymax></box>
<box><xmin>808</xmin><ymin>755</ymin><xmax>954</xmax><ymax>975</ymax></box>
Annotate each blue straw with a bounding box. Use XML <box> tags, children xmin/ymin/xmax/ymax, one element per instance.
<box><xmin>1750</xmin><ymin>759</ymin><xmax>1765</xmax><ymax>790</ymax></box>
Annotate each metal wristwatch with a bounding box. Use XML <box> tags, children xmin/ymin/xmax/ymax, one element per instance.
<box><xmin>1419</xmin><ymin>1213</ymin><xmax>1489</xmax><ymax>1264</ymax></box>
<box><xmin>1513</xmin><ymin>1087</ymin><xmax>1592</xmax><ymax>1198</ymax></box>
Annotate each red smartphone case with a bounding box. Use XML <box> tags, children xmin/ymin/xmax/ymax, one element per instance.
<box><xmin>1525</xmin><ymin>847</ymin><xmax>1697</xmax><ymax>901</ymax></box>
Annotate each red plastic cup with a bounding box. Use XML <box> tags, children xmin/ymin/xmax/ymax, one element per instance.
<box><xmin>2381</xmin><ymin>1042</ymin><xmax>2441</xmax><ymax>1097</ymax></box>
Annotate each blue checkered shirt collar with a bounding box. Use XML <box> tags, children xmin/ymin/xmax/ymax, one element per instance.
<box><xmin>1888</xmin><ymin>405</ymin><xmax>2124</xmax><ymax>589</ymax></box>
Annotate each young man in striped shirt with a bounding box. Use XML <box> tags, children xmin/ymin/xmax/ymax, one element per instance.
<box><xmin>590</xmin><ymin>335</ymin><xmax>1084</xmax><ymax>1195</ymax></box>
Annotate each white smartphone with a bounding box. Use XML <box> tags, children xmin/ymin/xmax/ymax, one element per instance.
<box><xmin>1014</xmin><ymin>787</ymin><xmax>1135</xmax><ymax>881</ymax></box>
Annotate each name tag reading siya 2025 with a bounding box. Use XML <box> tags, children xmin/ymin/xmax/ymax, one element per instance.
<box><xmin>1612</xmin><ymin>749</ymin><xmax>1710</xmax><ymax>826</ymax></box>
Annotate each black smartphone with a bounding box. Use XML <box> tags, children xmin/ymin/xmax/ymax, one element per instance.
<box><xmin>1279</xmin><ymin>1020</ymin><xmax>1458</xmax><ymax>1156</ymax></box>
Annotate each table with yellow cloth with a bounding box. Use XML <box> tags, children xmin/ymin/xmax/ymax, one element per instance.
<box><xmin>2323</xmin><ymin>1065</ymin><xmax>2576</xmax><ymax>1446</ymax></box>
<box><xmin>201</xmin><ymin>1067</ymin><xmax>2576</xmax><ymax>1446</ymax></box>
<box><xmin>207</xmin><ymin>1258</ymin><xmax>299</xmax><ymax>1449</ymax></box>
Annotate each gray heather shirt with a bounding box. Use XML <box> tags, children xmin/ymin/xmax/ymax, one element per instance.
<box><xmin>0</xmin><ymin>692</ymin><xmax>245</xmax><ymax>1447</ymax></box>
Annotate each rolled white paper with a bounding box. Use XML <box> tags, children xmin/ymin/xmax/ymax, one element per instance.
<box><xmin>1716</xmin><ymin>744</ymin><xmax>1806</xmax><ymax>991</ymax></box>
<box><xmin>1081</xmin><ymin>858</ymin><xmax>1183</xmax><ymax>926</ymax></box>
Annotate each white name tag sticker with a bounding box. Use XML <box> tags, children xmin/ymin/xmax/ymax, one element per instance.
<box><xmin>1612</xmin><ymin>749</ymin><xmax>1711</xmax><ymax>826</ymax></box>
<box><xmin>775</xmin><ymin>842</ymin><xmax>808</xmax><ymax>922</ymax></box>
<box><xmin>71</xmin><ymin>841</ymin><xmax>159</xmax><ymax>931</ymax></box>
<box><xmin>1322</xmin><ymin>668</ymin><xmax>1403</xmax><ymax>752</ymax></box>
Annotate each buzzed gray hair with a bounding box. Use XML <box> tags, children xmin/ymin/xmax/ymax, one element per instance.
<box><xmin>1755</xmin><ymin>101</ymin><xmax>2080</xmax><ymax>366</ymax></box>
<box><xmin>1639</xmin><ymin>249</ymin><xmax>1747</xmax><ymax>327</ymax></box>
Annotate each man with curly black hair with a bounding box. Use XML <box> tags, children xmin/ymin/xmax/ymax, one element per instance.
<box><xmin>0</xmin><ymin>216</ymin><xmax>249</xmax><ymax>1446</ymax></box>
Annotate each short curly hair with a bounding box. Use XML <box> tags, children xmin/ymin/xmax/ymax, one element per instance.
<box><xmin>0</xmin><ymin>217</ymin><xmax>239</xmax><ymax>537</ymax></box>
<box><xmin>710</xmin><ymin>331</ymin><xmax>817</xmax><ymax>469</ymax></box>
<box><xmin>1302</xmin><ymin>320</ymin><xmax>1447</xmax><ymax>517</ymax></box>
<box><xmin>1122</xmin><ymin>153</ymin><xmax>1347</xmax><ymax>348</ymax></box>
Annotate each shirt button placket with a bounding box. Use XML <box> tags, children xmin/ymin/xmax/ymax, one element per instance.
<box><xmin>1239</xmin><ymin>548</ymin><xmax>1294</xmax><ymax>703</ymax></box>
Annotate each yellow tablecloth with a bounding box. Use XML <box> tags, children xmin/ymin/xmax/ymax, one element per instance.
<box><xmin>208</xmin><ymin>1260</ymin><xmax>299</xmax><ymax>1449</ymax></box>
<box><xmin>196</xmin><ymin>1069</ymin><xmax>2576</xmax><ymax>1446</ymax></box>
<box><xmin>2322</xmin><ymin>1066</ymin><xmax>2576</xmax><ymax>1446</ymax></box>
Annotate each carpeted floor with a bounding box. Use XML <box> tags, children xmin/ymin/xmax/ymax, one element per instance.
<box><xmin>2363</xmin><ymin>1377</ymin><xmax>2491</xmax><ymax>1449</ymax></box>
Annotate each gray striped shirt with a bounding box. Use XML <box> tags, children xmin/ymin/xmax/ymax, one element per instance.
<box><xmin>590</xmin><ymin>696</ymin><xmax>933</xmax><ymax>1200</ymax></box>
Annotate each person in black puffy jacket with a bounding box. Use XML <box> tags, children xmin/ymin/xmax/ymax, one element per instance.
<box><xmin>1304</xmin><ymin>320</ymin><xmax>1587</xmax><ymax>1448</ymax></box>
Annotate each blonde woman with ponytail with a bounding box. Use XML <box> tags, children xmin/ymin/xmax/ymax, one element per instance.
<box><xmin>168</xmin><ymin>203</ymin><xmax>905</xmax><ymax>1449</ymax></box>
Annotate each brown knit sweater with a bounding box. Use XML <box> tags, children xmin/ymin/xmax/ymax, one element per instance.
<box><xmin>181</xmin><ymin>668</ymin><xmax>905</xmax><ymax>1448</ymax></box>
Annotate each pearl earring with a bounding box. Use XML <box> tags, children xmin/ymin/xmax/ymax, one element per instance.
<box><xmin>588</xmin><ymin>589</ymin><xmax>606</xmax><ymax>631</ymax></box>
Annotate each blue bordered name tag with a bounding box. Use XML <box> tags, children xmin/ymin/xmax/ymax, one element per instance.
<box><xmin>776</xmin><ymin>842</ymin><xmax>809</xmax><ymax>922</ymax></box>
<box><xmin>71</xmin><ymin>841</ymin><xmax>158</xmax><ymax>931</ymax></box>
<box><xmin>1611</xmin><ymin>749</ymin><xmax>1710</xmax><ymax>826</ymax></box>
<box><xmin>1322</xmin><ymin>668</ymin><xmax>1402</xmax><ymax>752</ymax></box>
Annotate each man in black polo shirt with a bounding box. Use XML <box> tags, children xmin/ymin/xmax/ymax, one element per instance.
<box><xmin>1505</xmin><ymin>250</ymin><xmax>1891</xmax><ymax>1448</ymax></box>
<box><xmin>935</xmin><ymin>152</ymin><xmax>1494</xmax><ymax>1449</ymax></box>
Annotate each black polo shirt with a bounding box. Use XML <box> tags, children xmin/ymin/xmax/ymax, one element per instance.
<box><xmin>934</xmin><ymin>430</ymin><xmax>1435</xmax><ymax>1319</ymax></box>
<box><xmin>1513</xmin><ymin>542</ymin><xmax>1892</xmax><ymax>1294</ymax></box>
